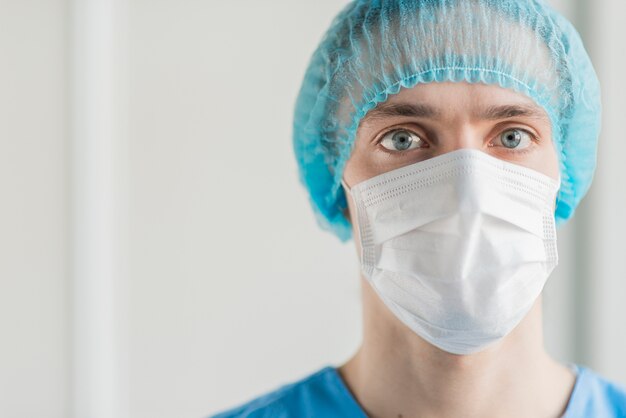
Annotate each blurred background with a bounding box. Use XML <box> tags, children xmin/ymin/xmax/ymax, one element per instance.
<box><xmin>1</xmin><ymin>0</ymin><xmax>624</xmax><ymax>417</ymax></box>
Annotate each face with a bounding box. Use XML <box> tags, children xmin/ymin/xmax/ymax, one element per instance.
<box><xmin>342</xmin><ymin>81</ymin><xmax>560</xmax><ymax>235</ymax></box>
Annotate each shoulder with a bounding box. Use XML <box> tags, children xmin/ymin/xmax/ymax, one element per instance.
<box><xmin>208</xmin><ymin>365</ymin><xmax>360</xmax><ymax>418</ymax></box>
<box><xmin>567</xmin><ymin>364</ymin><xmax>626</xmax><ymax>417</ymax></box>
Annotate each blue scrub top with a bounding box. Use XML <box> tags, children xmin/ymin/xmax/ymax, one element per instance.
<box><xmin>210</xmin><ymin>363</ymin><xmax>626</xmax><ymax>418</ymax></box>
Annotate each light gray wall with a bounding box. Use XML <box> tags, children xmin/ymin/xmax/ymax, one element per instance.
<box><xmin>127</xmin><ymin>2</ymin><xmax>362</xmax><ymax>416</ymax></box>
<box><xmin>585</xmin><ymin>0</ymin><xmax>626</xmax><ymax>384</ymax></box>
<box><xmin>0</xmin><ymin>1</ymin><xmax>70</xmax><ymax>417</ymax></box>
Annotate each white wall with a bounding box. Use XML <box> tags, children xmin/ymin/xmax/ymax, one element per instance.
<box><xmin>1</xmin><ymin>1</ymin><xmax>624</xmax><ymax>418</ymax></box>
<box><xmin>0</xmin><ymin>1</ymin><xmax>70</xmax><ymax>418</ymax></box>
<box><xmin>127</xmin><ymin>2</ymin><xmax>361</xmax><ymax>416</ymax></box>
<box><xmin>586</xmin><ymin>0</ymin><xmax>626</xmax><ymax>384</ymax></box>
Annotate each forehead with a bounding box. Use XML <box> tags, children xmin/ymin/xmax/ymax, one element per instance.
<box><xmin>361</xmin><ymin>81</ymin><xmax>550</xmax><ymax>125</ymax></box>
<box><xmin>390</xmin><ymin>81</ymin><xmax>537</xmax><ymax>104</ymax></box>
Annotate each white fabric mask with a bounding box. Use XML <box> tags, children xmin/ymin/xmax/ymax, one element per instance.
<box><xmin>342</xmin><ymin>148</ymin><xmax>561</xmax><ymax>355</ymax></box>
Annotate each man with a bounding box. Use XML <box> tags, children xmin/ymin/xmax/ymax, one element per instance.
<box><xmin>211</xmin><ymin>0</ymin><xmax>626</xmax><ymax>416</ymax></box>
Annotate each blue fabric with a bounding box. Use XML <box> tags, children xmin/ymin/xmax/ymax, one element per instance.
<box><xmin>209</xmin><ymin>363</ymin><xmax>626</xmax><ymax>418</ymax></box>
<box><xmin>292</xmin><ymin>0</ymin><xmax>601</xmax><ymax>242</ymax></box>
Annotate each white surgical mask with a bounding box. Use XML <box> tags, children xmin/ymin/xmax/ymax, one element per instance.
<box><xmin>342</xmin><ymin>148</ymin><xmax>561</xmax><ymax>355</ymax></box>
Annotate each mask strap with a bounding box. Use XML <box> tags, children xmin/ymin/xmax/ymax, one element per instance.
<box><xmin>340</xmin><ymin>178</ymin><xmax>351</xmax><ymax>192</ymax></box>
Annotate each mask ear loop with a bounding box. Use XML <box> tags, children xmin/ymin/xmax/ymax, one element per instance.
<box><xmin>340</xmin><ymin>177</ymin><xmax>364</xmax><ymax>261</ymax></box>
<box><xmin>341</xmin><ymin>178</ymin><xmax>351</xmax><ymax>192</ymax></box>
<box><xmin>340</xmin><ymin>177</ymin><xmax>352</xmax><ymax>222</ymax></box>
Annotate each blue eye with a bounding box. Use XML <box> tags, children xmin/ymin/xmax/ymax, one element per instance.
<box><xmin>379</xmin><ymin>129</ymin><xmax>425</xmax><ymax>152</ymax></box>
<box><xmin>496</xmin><ymin>128</ymin><xmax>533</xmax><ymax>149</ymax></box>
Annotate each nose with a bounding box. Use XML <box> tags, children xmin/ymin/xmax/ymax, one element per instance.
<box><xmin>435</xmin><ymin>128</ymin><xmax>484</xmax><ymax>156</ymax></box>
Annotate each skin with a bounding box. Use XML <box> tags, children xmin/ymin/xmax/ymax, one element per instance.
<box><xmin>338</xmin><ymin>81</ymin><xmax>576</xmax><ymax>418</ymax></box>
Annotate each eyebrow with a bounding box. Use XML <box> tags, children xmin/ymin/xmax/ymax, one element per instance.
<box><xmin>480</xmin><ymin>104</ymin><xmax>548</xmax><ymax>120</ymax></box>
<box><xmin>362</xmin><ymin>103</ymin><xmax>441</xmax><ymax>121</ymax></box>
<box><xmin>361</xmin><ymin>102</ymin><xmax>548</xmax><ymax>123</ymax></box>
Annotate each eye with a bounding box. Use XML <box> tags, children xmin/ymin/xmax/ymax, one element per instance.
<box><xmin>493</xmin><ymin>128</ymin><xmax>534</xmax><ymax>150</ymax></box>
<box><xmin>379</xmin><ymin>129</ymin><xmax>426</xmax><ymax>152</ymax></box>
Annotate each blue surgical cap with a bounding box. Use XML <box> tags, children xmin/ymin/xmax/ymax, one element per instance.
<box><xmin>292</xmin><ymin>0</ymin><xmax>601</xmax><ymax>242</ymax></box>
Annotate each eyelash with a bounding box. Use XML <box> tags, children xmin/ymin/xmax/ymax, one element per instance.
<box><xmin>375</xmin><ymin>126</ymin><xmax>540</xmax><ymax>156</ymax></box>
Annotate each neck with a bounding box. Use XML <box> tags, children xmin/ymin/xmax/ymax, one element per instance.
<box><xmin>338</xmin><ymin>276</ymin><xmax>576</xmax><ymax>418</ymax></box>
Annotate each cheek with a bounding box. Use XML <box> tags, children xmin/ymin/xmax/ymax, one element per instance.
<box><xmin>343</xmin><ymin>133</ymin><xmax>390</xmax><ymax>184</ymax></box>
<box><xmin>534</xmin><ymin>122</ymin><xmax>559</xmax><ymax>180</ymax></box>
<box><xmin>547</xmin><ymin>142</ymin><xmax>560</xmax><ymax>180</ymax></box>
<box><xmin>500</xmin><ymin>132</ymin><xmax>559</xmax><ymax>180</ymax></box>
<box><xmin>530</xmin><ymin>138</ymin><xmax>560</xmax><ymax>180</ymax></box>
